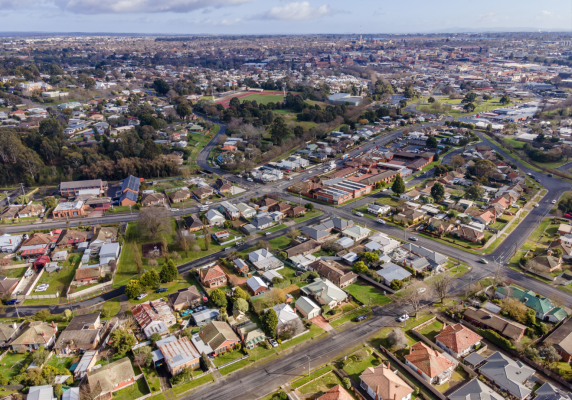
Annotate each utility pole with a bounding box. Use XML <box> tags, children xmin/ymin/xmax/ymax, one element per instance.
<box><xmin>306</xmin><ymin>355</ymin><xmax>311</xmax><ymax>377</ymax></box>
<box><xmin>19</xmin><ymin>183</ymin><xmax>25</xmax><ymax>197</ymax></box>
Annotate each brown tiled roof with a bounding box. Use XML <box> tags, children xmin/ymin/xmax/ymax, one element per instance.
<box><xmin>360</xmin><ymin>363</ymin><xmax>413</xmax><ymax>400</ymax></box>
<box><xmin>199</xmin><ymin>265</ymin><xmax>226</xmax><ymax>282</ymax></box>
<box><xmin>434</xmin><ymin>323</ymin><xmax>482</xmax><ymax>353</ymax></box>
<box><xmin>404</xmin><ymin>342</ymin><xmax>455</xmax><ymax>378</ymax></box>
<box><xmin>168</xmin><ymin>189</ymin><xmax>190</xmax><ymax>201</ymax></box>
<box><xmin>317</xmin><ymin>385</ymin><xmax>354</xmax><ymax>400</ymax></box>
<box><xmin>309</xmin><ymin>260</ymin><xmax>357</xmax><ymax>286</ymax></box>
<box><xmin>464</xmin><ymin>306</ymin><xmax>526</xmax><ymax>341</ymax></box>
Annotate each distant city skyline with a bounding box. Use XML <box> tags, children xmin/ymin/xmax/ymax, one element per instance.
<box><xmin>0</xmin><ymin>0</ymin><xmax>570</xmax><ymax>35</ymax></box>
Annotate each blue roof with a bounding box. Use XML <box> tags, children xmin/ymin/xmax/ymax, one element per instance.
<box><xmin>120</xmin><ymin>191</ymin><xmax>138</xmax><ymax>202</ymax></box>
<box><xmin>121</xmin><ymin>175</ymin><xmax>140</xmax><ymax>193</ymax></box>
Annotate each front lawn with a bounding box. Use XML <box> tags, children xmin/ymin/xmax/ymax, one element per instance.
<box><xmin>112</xmin><ymin>378</ymin><xmax>150</xmax><ymax>400</ymax></box>
<box><xmin>342</xmin><ymin>348</ymin><xmax>380</xmax><ymax>382</ymax></box>
<box><xmin>294</xmin><ymin>210</ymin><xmax>323</xmax><ymax>223</ymax></box>
<box><xmin>265</xmin><ymin>224</ymin><xmax>287</xmax><ymax>233</ymax></box>
<box><xmin>101</xmin><ymin>297</ymin><xmax>122</xmax><ymax>318</ymax></box>
<box><xmin>213</xmin><ymin>350</ymin><xmax>246</xmax><ymax>367</ymax></box>
<box><xmin>344</xmin><ymin>282</ymin><xmax>391</xmax><ymax>307</ymax></box>
<box><xmin>268</xmin><ymin>236</ymin><xmax>292</xmax><ymax>251</ymax></box>
<box><xmin>417</xmin><ymin>320</ymin><xmax>444</xmax><ymax>342</ymax></box>
<box><xmin>298</xmin><ymin>372</ymin><xmax>347</xmax><ymax>396</ymax></box>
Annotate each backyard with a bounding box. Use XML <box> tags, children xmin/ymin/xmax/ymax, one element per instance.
<box><xmin>29</xmin><ymin>253</ymin><xmax>82</xmax><ymax>299</ymax></box>
<box><xmin>416</xmin><ymin>319</ymin><xmax>444</xmax><ymax>342</ymax></box>
<box><xmin>0</xmin><ymin>352</ymin><xmax>30</xmax><ymax>381</ymax></box>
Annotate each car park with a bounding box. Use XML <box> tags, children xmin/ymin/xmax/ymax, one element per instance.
<box><xmin>136</xmin><ymin>293</ymin><xmax>148</xmax><ymax>300</ymax></box>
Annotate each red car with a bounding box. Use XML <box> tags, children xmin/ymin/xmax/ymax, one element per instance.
<box><xmin>564</xmin><ymin>214</ymin><xmax>572</xmax><ymax>219</ymax></box>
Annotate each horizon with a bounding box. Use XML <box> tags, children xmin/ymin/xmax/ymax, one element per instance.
<box><xmin>0</xmin><ymin>0</ymin><xmax>571</xmax><ymax>35</ymax></box>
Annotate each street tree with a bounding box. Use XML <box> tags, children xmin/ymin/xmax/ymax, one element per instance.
<box><xmin>400</xmin><ymin>282</ymin><xmax>428</xmax><ymax>319</ymax></box>
<box><xmin>430</xmin><ymin>274</ymin><xmax>453</xmax><ymax>304</ymax></box>
<box><xmin>426</xmin><ymin>136</ymin><xmax>438</xmax><ymax>148</ymax></box>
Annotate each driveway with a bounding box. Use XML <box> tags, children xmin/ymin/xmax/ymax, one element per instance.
<box><xmin>310</xmin><ymin>315</ymin><xmax>333</xmax><ymax>332</ymax></box>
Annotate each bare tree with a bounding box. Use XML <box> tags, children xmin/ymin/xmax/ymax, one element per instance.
<box><xmin>138</xmin><ymin>207</ymin><xmax>172</xmax><ymax>239</ymax></box>
<box><xmin>287</xmin><ymin>228</ymin><xmax>301</xmax><ymax>241</ymax></box>
<box><xmin>493</xmin><ymin>262</ymin><xmax>507</xmax><ymax>286</ymax></box>
<box><xmin>387</xmin><ymin>328</ymin><xmax>408</xmax><ymax>351</ymax></box>
<box><xmin>133</xmin><ymin>244</ymin><xmax>143</xmax><ymax>274</ymax></box>
<box><xmin>430</xmin><ymin>274</ymin><xmax>453</xmax><ymax>304</ymax></box>
<box><xmin>400</xmin><ymin>282</ymin><xmax>428</xmax><ymax>319</ymax></box>
<box><xmin>80</xmin><ymin>383</ymin><xmax>102</xmax><ymax>400</ymax></box>
<box><xmin>202</xmin><ymin>226</ymin><xmax>211</xmax><ymax>251</ymax></box>
<box><xmin>176</xmin><ymin>230</ymin><xmax>189</xmax><ymax>258</ymax></box>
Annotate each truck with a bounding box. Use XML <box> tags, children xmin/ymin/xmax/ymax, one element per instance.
<box><xmin>341</xmin><ymin>154</ymin><xmax>349</xmax><ymax>160</ymax></box>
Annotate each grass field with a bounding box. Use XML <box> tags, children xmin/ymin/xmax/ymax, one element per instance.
<box><xmin>112</xmin><ymin>378</ymin><xmax>150</xmax><ymax>400</ymax></box>
<box><xmin>0</xmin><ymin>352</ymin><xmax>29</xmax><ymax>380</ymax></box>
<box><xmin>417</xmin><ymin>98</ymin><xmax>504</xmax><ymax>117</ymax></box>
<box><xmin>172</xmin><ymin>373</ymin><xmax>214</xmax><ymax>395</ymax></box>
<box><xmin>344</xmin><ymin>282</ymin><xmax>392</xmax><ymax>307</ymax></box>
<box><xmin>298</xmin><ymin>372</ymin><xmax>347</xmax><ymax>396</ymax></box>
<box><xmin>31</xmin><ymin>253</ymin><xmax>82</xmax><ymax>296</ymax></box>
<box><xmin>417</xmin><ymin>320</ymin><xmax>444</xmax><ymax>342</ymax></box>
<box><xmin>241</xmin><ymin>94</ymin><xmax>285</xmax><ymax>105</ymax></box>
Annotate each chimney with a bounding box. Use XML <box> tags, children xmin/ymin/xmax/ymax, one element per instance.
<box><xmin>394</xmin><ymin>394</ymin><xmax>397</xmax><ymax>400</ymax></box>
<box><xmin>12</xmin><ymin>323</ymin><xmax>17</xmax><ymax>330</ymax></box>
<box><xmin>387</xmin><ymin>362</ymin><xmax>390</xmax><ymax>369</ymax></box>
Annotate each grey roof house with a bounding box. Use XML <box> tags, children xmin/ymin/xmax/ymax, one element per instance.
<box><xmin>375</xmin><ymin>262</ymin><xmax>412</xmax><ymax>286</ymax></box>
<box><xmin>479</xmin><ymin>352</ymin><xmax>535</xmax><ymax>400</ymax></box>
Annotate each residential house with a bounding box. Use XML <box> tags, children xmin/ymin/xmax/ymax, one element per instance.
<box><xmin>192</xmin><ymin>309</ymin><xmax>220</xmax><ymax>327</ymax></box>
<box><xmin>183</xmin><ymin>214</ymin><xmax>204</xmax><ymax>232</ymax></box>
<box><xmin>11</xmin><ymin>321</ymin><xmax>58</xmax><ymax>351</ymax></box>
<box><xmin>367</xmin><ymin>204</ymin><xmax>391</xmax><ymax>215</ymax></box>
<box><xmin>375</xmin><ymin>262</ymin><xmax>412</xmax><ymax>286</ymax></box>
<box><xmin>168</xmin><ymin>286</ymin><xmax>203</xmax><ymax>311</ymax></box>
<box><xmin>248</xmin><ymin>249</ymin><xmax>284</xmax><ymax>271</ymax></box>
<box><xmin>295</xmin><ymin>296</ymin><xmax>321</xmax><ymax>319</ymax></box>
<box><xmin>158</xmin><ymin>336</ymin><xmax>200</xmax><ymax>375</ymax></box>
<box><xmin>0</xmin><ymin>206</ymin><xmax>22</xmax><ymax>222</ymax></box>
<box><xmin>219</xmin><ymin>201</ymin><xmax>240</xmax><ymax>220</ymax></box>
<box><xmin>236</xmin><ymin>203</ymin><xmax>256</xmax><ymax>218</ymax></box>
<box><xmin>474</xmin><ymin>210</ymin><xmax>496</xmax><ymax>226</ymax></box>
<box><xmin>168</xmin><ymin>189</ymin><xmax>191</xmax><ymax>204</ymax></box>
<box><xmin>360</xmin><ymin>362</ymin><xmax>414</xmax><ymax>400</ymax></box>
<box><xmin>197</xmin><ymin>321</ymin><xmax>240</xmax><ymax>356</ymax></box>
<box><xmin>0</xmin><ymin>233</ymin><xmax>23</xmax><ymax>253</ymax></box>
<box><xmin>28</xmin><ymin>386</ymin><xmax>56</xmax><ymax>400</ymax></box>
<box><xmin>115</xmin><ymin>175</ymin><xmax>140</xmax><ymax>206</ymax></box>
<box><xmin>56</xmin><ymin>229</ymin><xmax>91</xmax><ymax>250</ymax></box>
<box><xmin>235</xmin><ymin>321</ymin><xmax>266</xmax><ymax>350</ymax></box>
<box><xmin>449</xmin><ymin>378</ymin><xmax>505</xmax><ymax>400</ymax></box>
<box><xmin>301</xmin><ymin>278</ymin><xmax>347</xmax><ymax>308</ymax></box>
<box><xmin>434</xmin><ymin>323</ymin><xmax>482</xmax><ymax>359</ymax></box>
<box><xmin>132</xmin><ymin>299</ymin><xmax>176</xmax><ymax>338</ymax></box>
<box><xmin>199</xmin><ymin>264</ymin><xmax>227</xmax><ymax>288</ymax></box>
<box><xmin>252</xmin><ymin>215</ymin><xmax>274</xmax><ymax>230</ymax></box>
<box><xmin>269</xmin><ymin>203</ymin><xmax>291</xmax><ymax>214</ymax></box>
<box><xmin>233</xmin><ymin>259</ymin><xmax>249</xmax><ymax>276</ymax></box>
<box><xmin>404</xmin><ymin>342</ymin><xmax>456</xmax><ymax>385</ymax></box>
<box><xmin>495</xmin><ymin>286</ymin><xmax>568</xmax><ymax>322</ymax></box>
<box><xmin>54</xmin><ymin>313</ymin><xmax>102</xmax><ymax>354</ymax></box>
<box><xmin>451</xmin><ymin>226</ymin><xmax>485</xmax><ymax>243</ymax></box>
<box><xmin>285</xmin><ymin>206</ymin><xmax>306</xmax><ymax>218</ymax></box>
<box><xmin>52</xmin><ymin>200</ymin><xmax>88</xmax><ymax>219</ymax></box>
<box><xmin>342</xmin><ymin>225</ymin><xmax>371</xmax><ymax>242</ymax></box>
<box><xmin>479</xmin><ymin>352</ymin><xmax>534</xmax><ymax>400</ymax></box>
<box><xmin>214</xmin><ymin>179</ymin><xmax>233</xmax><ymax>194</ymax></box>
<box><xmin>89</xmin><ymin>227</ymin><xmax>118</xmax><ymax>250</ymax></box>
<box><xmin>308</xmin><ymin>260</ymin><xmax>357</xmax><ymax>288</ymax></box>
<box><xmin>18</xmin><ymin>203</ymin><xmax>45</xmax><ymax>218</ymax></box>
<box><xmin>86</xmin><ymin>358</ymin><xmax>136</xmax><ymax>400</ymax></box>
<box><xmin>525</xmin><ymin>253</ymin><xmax>563</xmax><ymax>273</ymax></box>
<box><xmin>206</xmin><ymin>209</ymin><xmax>226</xmax><ymax>226</ymax></box>
<box><xmin>59</xmin><ymin>179</ymin><xmax>106</xmax><ymax>197</ymax></box>
<box><xmin>534</xmin><ymin>382</ymin><xmax>572</xmax><ymax>400</ymax></box>
<box><xmin>74</xmin><ymin>264</ymin><xmax>101</xmax><ymax>283</ymax></box>
<box><xmin>365</xmin><ymin>233</ymin><xmax>400</xmax><ymax>254</ymax></box>
<box><xmin>99</xmin><ymin>242</ymin><xmax>120</xmax><ymax>264</ymax></box>
<box><xmin>141</xmin><ymin>193</ymin><xmax>167</xmax><ymax>207</ymax></box>
<box><xmin>257</xmin><ymin>197</ymin><xmax>278</xmax><ymax>209</ymax></box>
<box><xmin>316</xmin><ymin>386</ymin><xmax>354</xmax><ymax>400</ymax></box>
<box><xmin>463</xmin><ymin>306</ymin><xmax>526</xmax><ymax>341</ymax></box>
<box><xmin>544</xmin><ymin>317</ymin><xmax>572</xmax><ymax>363</ymax></box>
<box><xmin>246</xmin><ymin>276</ymin><xmax>268</xmax><ymax>295</ymax></box>
<box><xmin>193</xmin><ymin>186</ymin><xmax>214</xmax><ymax>199</ymax></box>
<box><xmin>285</xmin><ymin>239</ymin><xmax>321</xmax><ymax>259</ymax></box>
<box><xmin>0</xmin><ymin>278</ymin><xmax>19</xmax><ymax>297</ymax></box>
<box><xmin>401</xmin><ymin>243</ymin><xmax>448</xmax><ymax>269</ymax></box>
<box><xmin>271</xmin><ymin>303</ymin><xmax>302</xmax><ymax>336</ymax></box>
<box><xmin>0</xmin><ymin>322</ymin><xmax>21</xmax><ymax>347</ymax></box>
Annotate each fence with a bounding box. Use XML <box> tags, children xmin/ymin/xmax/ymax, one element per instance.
<box><xmin>357</xmin><ymin>274</ymin><xmax>395</xmax><ymax>294</ymax></box>
<box><xmin>216</xmin><ymin>354</ymin><xmax>249</xmax><ymax>370</ymax></box>
<box><xmin>15</xmin><ymin>292</ymin><xmax>59</xmax><ymax>300</ymax></box>
<box><xmin>67</xmin><ymin>281</ymin><xmax>113</xmax><ymax>300</ymax></box>
<box><xmin>379</xmin><ymin>344</ymin><xmax>448</xmax><ymax>400</ymax></box>
<box><xmin>328</xmin><ymin>304</ymin><xmax>368</xmax><ymax>323</ymax></box>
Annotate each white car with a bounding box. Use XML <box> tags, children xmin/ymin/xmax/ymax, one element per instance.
<box><xmin>136</xmin><ymin>293</ymin><xmax>148</xmax><ymax>300</ymax></box>
<box><xmin>24</xmin><ymin>270</ymin><xmax>33</xmax><ymax>278</ymax></box>
<box><xmin>355</xmin><ymin>212</ymin><xmax>364</xmax><ymax>217</ymax></box>
<box><xmin>534</xmin><ymin>204</ymin><xmax>539</xmax><ymax>208</ymax></box>
<box><xmin>247</xmin><ymin>178</ymin><xmax>253</xmax><ymax>182</ymax></box>
<box><xmin>396</xmin><ymin>314</ymin><xmax>408</xmax><ymax>322</ymax></box>
<box><xmin>417</xmin><ymin>287</ymin><xmax>426</xmax><ymax>294</ymax></box>
<box><xmin>552</xmin><ymin>200</ymin><xmax>557</xmax><ymax>204</ymax></box>
<box><xmin>376</xmin><ymin>219</ymin><xmax>386</xmax><ymax>224</ymax></box>
<box><xmin>171</xmin><ymin>208</ymin><xmax>179</xmax><ymax>212</ymax></box>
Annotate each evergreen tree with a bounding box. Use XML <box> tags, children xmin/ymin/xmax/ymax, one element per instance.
<box><xmin>391</xmin><ymin>175</ymin><xmax>406</xmax><ymax>195</ymax></box>
<box><xmin>159</xmin><ymin>259</ymin><xmax>178</xmax><ymax>283</ymax></box>
<box><xmin>262</xmin><ymin>308</ymin><xmax>279</xmax><ymax>338</ymax></box>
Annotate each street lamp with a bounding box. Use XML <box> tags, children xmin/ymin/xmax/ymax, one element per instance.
<box><xmin>305</xmin><ymin>355</ymin><xmax>311</xmax><ymax>377</ymax></box>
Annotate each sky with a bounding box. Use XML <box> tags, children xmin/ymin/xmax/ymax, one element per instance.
<box><xmin>0</xmin><ymin>0</ymin><xmax>571</xmax><ymax>35</ymax></box>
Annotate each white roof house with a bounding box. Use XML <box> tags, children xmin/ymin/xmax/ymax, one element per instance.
<box><xmin>206</xmin><ymin>209</ymin><xmax>226</xmax><ymax>225</ymax></box>
<box><xmin>271</xmin><ymin>303</ymin><xmax>301</xmax><ymax>330</ymax></box>
<box><xmin>342</xmin><ymin>226</ymin><xmax>371</xmax><ymax>242</ymax></box>
<box><xmin>0</xmin><ymin>234</ymin><xmax>23</xmax><ymax>253</ymax></box>
<box><xmin>248</xmin><ymin>249</ymin><xmax>284</xmax><ymax>271</ymax></box>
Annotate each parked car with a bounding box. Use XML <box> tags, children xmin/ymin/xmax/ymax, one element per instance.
<box><xmin>171</xmin><ymin>208</ymin><xmax>179</xmax><ymax>212</ymax></box>
<box><xmin>156</xmin><ymin>288</ymin><xmax>168</xmax><ymax>293</ymax></box>
<box><xmin>265</xmin><ymin>232</ymin><xmax>271</xmax><ymax>236</ymax></box>
<box><xmin>480</xmin><ymin>258</ymin><xmax>488</xmax><ymax>264</ymax></box>
<box><xmin>408</xmin><ymin>237</ymin><xmax>418</xmax><ymax>241</ymax></box>
<box><xmin>24</xmin><ymin>269</ymin><xmax>33</xmax><ymax>278</ymax></box>
<box><xmin>548</xmin><ymin>173</ymin><xmax>553</xmax><ymax>177</ymax></box>
<box><xmin>205</xmin><ymin>201</ymin><xmax>213</xmax><ymax>205</ymax></box>
<box><xmin>4</xmin><ymin>299</ymin><xmax>19</xmax><ymax>305</ymax></box>
<box><xmin>268</xmin><ymin>338</ymin><xmax>279</xmax><ymax>347</ymax></box>
<box><xmin>376</xmin><ymin>219</ymin><xmax>386</xmax><ymax>224</ymax></box>
<box><xmin>535</xmin><ymin>204</ymin><xmax>539</xmax><ymax>208</ymax></box>
<box><xmin>247</xmin><ymin>178</ymin><xmax>253</xmax><ymax>182</ymax></box>
<box><xmin>355</xmin><ymin>212</ymin><xmax>364</xmax><ymax>217</ymax></box>
<box><xmin>355</xmin><ymin>314</ymin><xmax>368</xmax><ymax>322</ymax></box>
<box><xmin>136</xmin><ymin>293</ymin><xmax>148</xmax><ymax>300</ymax></box>
<box><xmin>396</xmin><ymin>314</ymin><xmax>407</xmax><ymax>322</ymax></box>
<box><xmin>552</xmin><ymin>200</ymin><xmax>557</xmax><ymax>204</ymax></box>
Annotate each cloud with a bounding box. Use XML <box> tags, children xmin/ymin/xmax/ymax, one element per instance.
<box><xmin>32</xmin><ymin>0</ymin><xmax>256</xmax><ymax>14</ymax></box>
<box><xmin>255</xmin><ymin>1</ymin><xmax>336</xmax><ymax>21</ymax></box>
<box><xmin>477</xmin><ymin>11</ymin><xmax>499</xmax><ymax>20</ymax></box>
<box><xmin>542</xmin><ymin>10</ymin><xmax>552</xmax><ymax>16</ymax></box>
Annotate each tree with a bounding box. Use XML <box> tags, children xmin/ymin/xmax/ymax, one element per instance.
<box><xmin>39</xmin><ymin>118</ymin><xmax>64</xmax><ymax>139</ymax></box>
<box><xmin>54</xmin><ymin>384</ymin><xmax>63</xmax><ymax>400</ymax></box>
<box><xmin>540</xmin><ymin>346</ymin><xmax>561</xmax><ymax>365</ymax></box>
<box><xmin>287</xmin><ymin>228</ymin><xmax>301</xmax><ymax>241</ymax></box>
<box><xmin>400</xmin><ymin>283</ymin><xmax>427</xmax><ymax>319</ymax></box>
<box><xmin>133</xmin><ymin>244</ymin><xmax>143</xmax><ymax>274</ymax></box>
<box><xmin>138</xmin><ymin>207</ymin><xmax>172</xmax><ymax>239</ymax></box>
<box><xmin>43</xmin><ymin>196</ymin><xmax>57</xmax><ymax>208</ymax></box>
<box><xmin>450</xmin><ymin>155</ymin><xmax>465</xmax><ymax>168</ymax></box>
<box><xmin>305</xmin><ymin>203</ymin><xmax>314</xmax><ymax>210</ymax></box>
<box><xmin>234</xmin><ymin>298</ymin><xmax>249</xmax><ymax>313</ymax></box>
<box><xmin>434</xmin><ymin>164</ymin><xmax>449</xmax><ymax>177</ymax></box>
<box><xmin>200</xmin><ymin>352</ymin><xmax>210</xmax><ymax>371</ymax></box>
<box><xmin>33</xmin><ymin>309</ymin><xmax>51</xmax><ymax>321</ymax></box>
<box><xmin>203</xmin><ymin>226</ymin><xmax>211</xmax><ymax>251</ymax></box>
<box><xmin>159</xmin><ymin>259</ymin><xmax>178</xmax><ymax>283</ymax></box>
<box><xmin>32</xmin><ymin>346</ymin><xmax>48</xmax><ymax>365</ymax></box>
<box><xmin>262</xmin><ymin>308</ymin><xmax>279</xmax><ymax>338</ymax></box>
<box><xmin>391</xmin><ymin>175</ymin><xmax>406</xmax><ymax>195</ymax></box>
<box><xmin>149</xmin><ymin>333</ymin><xmax>162</xmax><ymax>344</ymax></box>
<box><xmin>352</xmin><ymin>261</ymin><xmax>368</xmax><ymax>274</ymax></box>
<box><xmin>426</xmin><ymin>136</ymin><xmax>438</xmax><ymax>148</ymax></box>
<box><xmin>140</xmin><ymin>269</ymin><xmax>160</xmax><ymax>289</ymax></box>
<box><xmin>125</xmin><ymin>280</ymin><xmax>142</xmax><ymax>299</ymax></box>
<box><xmin>63</xmin><ymin>309</ymin><xmax>72</xmax><ymax>321</ymax></box>
<box><xmin>387</xmin><ymin>329</ymin><xmax>408</xmax><ymax>351</ymax></box>
<box><xmin>232</xmin><ymin>286</ymin><xmax>250</xmax><ymax>301</ymax></box>
<box><xmin>430</xmin><ymin>274</ymin><xmax>453</xmax><ymax>303</ymax></box>
<box><xmin>176</xmin><ymin>103</ymin><xmax>192</xmax><ymax>119</ymax></box>
<box><xmin>153</xmin><ymin>79</ymin><xmax>171</xmax><ymax>95</ymax></box>
<box><xmin>430</xmin><ymin>182</ymin><xmax>445</xmax><ymax>203</ymax></box>
<box><xmin>269</xmin><ymin>117</ymin><xmax>289</xmax><ymax>145</ymax></box>
<box><xmin>390</xmin><ymin>279</ymin><xmax>404</xmax><ymax>290</ymax></box>
<box><xmin>342</xmin><ymin>377</ymin><xmax>352</xmax><ymax>390</ymax></box>
<box><xmin>16</xmin><ymin>195</ymin><xmax>28</xmax><ymax>205</ymax></box>
<box><xmin>80</xmin><ymin>383</ymin><xmax>102</xmax><ymax>400</ymax></box>
<box><xmin>176</xmin><ymin>230</ymin><xmax>189</xmax><ymax>258</ymax></box>
<box><xmin>500</xmin><ymin>94</ymin><xmax>510</xmax><ymax>105</ymax></box>
<box><xmin>108</xmin><ymin>330</ymin><xmax>136</xmax><ymax>356</ymax></box>
<box><xmin>463</xmin><ymin>102</ymin><xmax>476</xmax><ymax>112</ymax></box>
<box><xmin>210</xmin><ymin>288</ymin><xmax>228</xmax><ymax>308</ymax></box>
<box><xmin>428</xmin><ymin>97</ymin><xmax>435</xmax><ymax>103</ymax></box>
<box><xmin>362</xmin><ymin>252</ymin><xmax>378</xmax><ymax>264</ymax></box>
<box><xmin>466</xmin><ymin>185</ymin><xmax>485</xmax><ymax>200</ymax></box>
